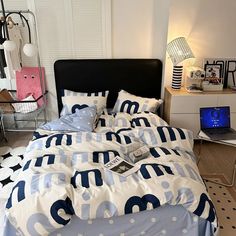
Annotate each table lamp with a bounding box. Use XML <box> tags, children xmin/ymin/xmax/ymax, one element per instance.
<box><xmin>167</xmin><ymin>37</ymin><xmax>194</xmax><ymax>89</ymax></box>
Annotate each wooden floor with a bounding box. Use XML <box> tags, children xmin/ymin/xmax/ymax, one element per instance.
<box><xmin>194</xmin><ymin>140</ymin><xmax>236</xmax><ymax>190</ymax></box>
<box><xmin>0</xmin><ymin>131</ymin><xmax>33</xmax><ymax>148</ymax></box>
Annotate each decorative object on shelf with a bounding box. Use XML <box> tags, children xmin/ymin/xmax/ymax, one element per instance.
<box><xmin>167</xmin><ymin>37</ymin><xmax>195</xmax><ymax>90</ymax></box>
<box><xmin>202</xmin><ymin>63</ymin><xmax>223</xmax><ymax>91</ymax></box>
<box><xmin>0</xmin><ymin>0</ymin><xmax>37</xmax><ymax>57</ymax></box>
<box><xmin>186</xmin><ymin>66</ymin><xmax>205</xmax><ymax>80</ymax></box>
<box><xmin>205</xmin><ymin>64</ymin><xmax>222</xmax><ymax>78</ymax></box>
<box><xmin>185</xmin><ymin>66</ymin><xmax>205</xmax><ymax>92</ymax></box>
<box><xmin>204</xmin><ymin>58</ymin><xmax>236</xmax><ymax>88</ymax></box>
<box><xmin>185</xmin><ymin>84</ymin><xmax>203</xmax><ymax>93</ymax></box>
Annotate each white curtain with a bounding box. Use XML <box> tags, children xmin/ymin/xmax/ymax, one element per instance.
<box><xmin>32</xmin><ymin>0</ymin><xmax>111</xmax><ymax>75</ymax></box>
<box><xmin>30</xmin><ymin>0</ymin><xmax>112</xmax><ymax>119</ymax></box>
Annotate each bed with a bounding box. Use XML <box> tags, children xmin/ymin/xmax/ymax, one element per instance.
<box><xmin>1</xmin><ymin>59</ymin><xmax>218</xmax><ymax>236</ymax></box>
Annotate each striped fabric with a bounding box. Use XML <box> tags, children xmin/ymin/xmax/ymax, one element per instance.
<box><xmin>63</xmin><ymin>90</ymin><xmax>108</xmax><ymax>97</ymax></box>
<box><xmin>61</xmin><ymin>90</ymin><xmax>109</xmax><ymax>115</ymax></box>
<box><xmin>171</xmin><ymin>65</ymin><xmax>183</xmax><ymax>89</ymax></box>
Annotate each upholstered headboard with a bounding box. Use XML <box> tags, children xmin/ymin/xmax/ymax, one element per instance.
<box><xmin>54</xmin><ymin>59</ymin><xmax>162</xmax><ymax>114</ymax></box>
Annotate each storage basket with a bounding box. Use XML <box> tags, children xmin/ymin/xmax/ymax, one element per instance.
<box><xmin>0</xmin><ymin>90</ymin><xmax>47</xmax><ymax>114</ymax></box>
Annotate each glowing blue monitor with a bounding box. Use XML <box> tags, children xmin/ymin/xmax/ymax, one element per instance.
<box><xmin>200</xmin><ymin>106</ymin><xmax>231</xmax><ymax>129</ymax></box>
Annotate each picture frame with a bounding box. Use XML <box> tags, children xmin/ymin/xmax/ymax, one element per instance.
<box><xmin>204</xmin><ymin>58</ymin><xmax>236</xmax><ymax>88</ymax></box>
<box><xmin>204</xmin><ymin>63</ymin><xmax>223</xmax><ymax>86</ymax></box>
<box><xmin>204</xmin><ymin>64</ymin><xmax>222</xmax><ymax>79</ymax></box>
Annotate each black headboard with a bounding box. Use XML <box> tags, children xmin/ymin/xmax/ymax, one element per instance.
<box><xmin>54</xmin><ymin>59</ymin><xmax>162</xmax><ymax>114</ymax></box>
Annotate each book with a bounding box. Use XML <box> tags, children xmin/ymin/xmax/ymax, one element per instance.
<box><xmin>104</xmin><ymin>156</ymin><xmax>140</xmax><ymax>177</ymax></box>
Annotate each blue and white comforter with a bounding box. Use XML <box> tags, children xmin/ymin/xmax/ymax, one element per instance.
<box><xmin>5</xmin><ymin>112</ymin><xmax>218</xmax><ymax>235</ymax></box>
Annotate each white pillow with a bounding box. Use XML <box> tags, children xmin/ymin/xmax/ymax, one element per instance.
<box><xmin>113</xmin><ymin>90</ymin><xmax>163</xmax><ymax>114</ymax></box>
<box><xmin>61</xmin><ymin>90</ymin><xmax>109</xmax><ymax>116</ymax></box>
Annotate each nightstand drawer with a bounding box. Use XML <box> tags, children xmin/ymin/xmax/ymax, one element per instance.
<box><xmin>171</xmin><ymin>95</ymin><xmax>217</xmax><ymax>113</ymax></box>
<box><xmin>231</xmin><ymin>113</ymin><xmax>236</xmax><ymax>129</ymax></box>
<box><xmin>169</xmin><ymin>114</ymin><xmax>199</xmax><ymax>137</ymax></box>
<box><xmin>218</xmin><ymin>94</ymin><xmax>236</xmax><ymax>112</ymax></box>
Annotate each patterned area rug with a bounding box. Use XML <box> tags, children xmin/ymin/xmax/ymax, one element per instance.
<box><xmin>204</xmin><ymin>175</ymin><xmax>236</xmax><ymax>236</ymax></box>
<box><xmin>0</xmin><ymin>146</ymin><xmax>26</xmax><ymax>198</ymax></box>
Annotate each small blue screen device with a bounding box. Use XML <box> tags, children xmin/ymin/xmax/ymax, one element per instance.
<box><xmin>200</xmin><ymin>106</ymin><xmax>230</xmax><ymax>129</ymax></box>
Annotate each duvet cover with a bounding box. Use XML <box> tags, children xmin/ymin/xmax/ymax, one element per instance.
<box><xmin>4</xmin><ymin>111</ymin><xmax>218</xmax><ymax>235</ymax></box>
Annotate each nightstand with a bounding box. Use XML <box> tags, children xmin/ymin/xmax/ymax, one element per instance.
<box><xmin>163</xmin><ymin>86</ymin><xmax>236</xmax><ymax>138</ymax></box>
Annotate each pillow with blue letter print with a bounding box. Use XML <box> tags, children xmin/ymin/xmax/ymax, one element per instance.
<box><xmin>61</xmin><ymin>89</ymin><xmax>109</xmax><ymax>116</ymax></box>
<box><xmin>113</xmin><ymin>90</ymin><xmax>163</xmax><ymax>114</ymax></box>
<box><xmin>40</xmin><ymin>106</ymin><xmax>97</xmax><ymax>132</ymax></box>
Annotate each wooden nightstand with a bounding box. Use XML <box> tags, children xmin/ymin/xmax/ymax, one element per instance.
<box><xmin>163</xmin><ymin>86</ymin><xmax>236</xmax><ymax>138</ymax></box>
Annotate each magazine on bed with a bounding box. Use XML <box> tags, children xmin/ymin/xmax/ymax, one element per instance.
<box><xmin>104</xmin><ymin>156</ymin><xmax>140</xmax><ymax>177</ymax></box>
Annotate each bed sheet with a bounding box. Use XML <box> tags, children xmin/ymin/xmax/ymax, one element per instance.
<box><xmin>1</xmin><ymin>202</ymin><xmax>214</xmax><ymax>236</ymax></box>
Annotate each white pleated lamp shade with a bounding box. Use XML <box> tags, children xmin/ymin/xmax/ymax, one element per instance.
<box><xmin>3</xmin><ymin>40</ymin><xmax>16</xmax><ymax>51</ymax></box>
<box><xmin>167</xmin><ymin>37</ymin><xmax>195</xmax><ymax>90</ymax></box>
<box><xmin>23</xmin><ymin>43</ymin><xmax>37</xmax><ymax>57</ymax></box>
<box><xmin>167</xmin><ymin>37</ymin><xmax>194</xmax><ymax>66</ymax></box>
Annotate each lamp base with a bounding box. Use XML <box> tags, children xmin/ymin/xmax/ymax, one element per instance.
<box><xmin>171</xmin><ymin>65</ymin><xmax>183</xmax><ymax>89</ymax></box>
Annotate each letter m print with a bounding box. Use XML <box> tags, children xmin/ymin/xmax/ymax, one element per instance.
<box><xmin>120</xmin><ymin>100</ymin><xmax>139</xmax><ymax>114</ymax></box>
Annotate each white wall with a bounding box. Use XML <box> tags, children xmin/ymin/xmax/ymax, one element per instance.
<box><xmin>112</xmin><ymin>0</ymin><xmax>170</xmax><ymax>60</ymax></box>
<box><xmin>164</xmin><ymin>0</ymin><xmax>236</xmax><ymax>86</ymax></box>
<box><xmin>112</xmin><ymin>0</ymin><xmax>153</xmax><ymax>58</ymax></box>
<box><xmin>151</xmin><ymin>0</ymin><xmax>170</xmax><ymax>61</ymax></box>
